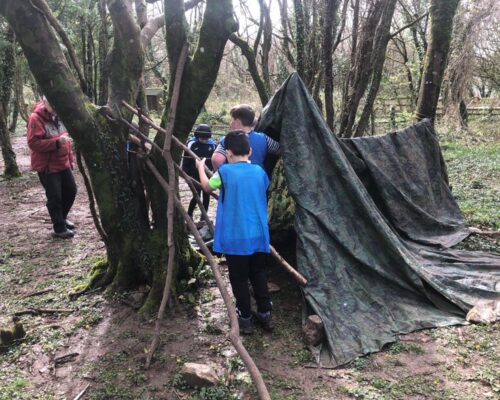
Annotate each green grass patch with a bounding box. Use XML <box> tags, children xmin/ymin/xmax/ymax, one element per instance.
<box><xmin>442</xmin><ymin>141</ymin><xmax>499</xmax><ymax>229</ymax></box>
<box><xmin>388</xmin><ymin>341</ymin><xmax>425</xmax><ymax>355</ymax></box>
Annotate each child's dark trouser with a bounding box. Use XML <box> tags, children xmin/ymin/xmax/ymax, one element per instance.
<box><xmin>187</xmin><ymin>187</ymin><xmax>210</xmax><ymax>217</ymax></box>
<box><xmin>226</xmin><ymin>252</ymin><xmax>272</xmax><ymax>318</ymax></box>
<box><xmin>38</xmin><ymin>168</ymin><xmax>77</xmax><ymax>233</ymax></box>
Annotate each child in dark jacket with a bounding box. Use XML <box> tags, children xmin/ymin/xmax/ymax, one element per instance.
<box><xmin>182</xmin><ymin>124</ymin><xmax>217</xmax><ymax>218</ymax></box>
<box><xmin>196</xmin><ymin>131</ymin><xmax>273</xmax><ymax>335</ymax></box>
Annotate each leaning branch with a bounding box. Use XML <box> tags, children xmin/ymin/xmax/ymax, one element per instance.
<box><xmin>145</xmin><ymin>43</ymin><xmax>189</xmax><ymax>370</ymax></box>
<box><xmin>75</xmin><ymin>150</ymin><xmax>107</xmax><ymax>241</ymax></box>
<box><xmin>141</xmin><ymin>0</ymin><xmax>204</xmax><ymax>46</ymax></box>
<box><xmin>390</xmin><ymin>12</ymin><xmax>429</xmax><ymax>39</ymax></box>
<box><xmin>129</xmin><ymin>131</ymin><xmax>214</xmax><ymax>234</ymax></box>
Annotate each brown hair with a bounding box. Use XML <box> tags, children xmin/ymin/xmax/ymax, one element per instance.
<box><xmin>225</xmin><ymin>130</ymin><xmax>250</xmax><ymax>156</ymax></box>
<box><xmin>230</xmin><ymin>104</ymin><xmax>255</xmax><ymax>127</ymax></box>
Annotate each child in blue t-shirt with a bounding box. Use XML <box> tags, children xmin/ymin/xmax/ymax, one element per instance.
<box><xmin>182</xmin><ymin>124</ymin><xmax>216</xmax><ymax>218</ymax></box>
<box><xmin>196</xmin><ymin>131</ymin><xmax>273</xmax><ymax>335</ymax></box>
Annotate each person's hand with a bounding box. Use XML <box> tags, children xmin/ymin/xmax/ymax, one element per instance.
<box><xmin>195</xmin><ymin>158</ymin><xmax>206</xmax><ymax>170</ymax></box>
<box><xmin>59</xmin><ymin>135</ymin><xmax>72</xmax><ymax>145</ymax></box>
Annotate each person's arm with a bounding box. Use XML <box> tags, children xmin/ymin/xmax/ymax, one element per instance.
<box><xmin>27</xmin><ymin>116</ymin><xmax>60</xmax><ymax>152</ymax></box>
<box><xmin>211</xmin><ymin>142</ymin><xmax>227</xmax><ymax>171</ymax></box>
<box><xmin>196</xmin><ymin>158</ymin><xmax>213</xmax><ymax>193</ymax></box>
<box><xmin>265</xmin><ymin>135</ymin><xmax>281</xmax><ymax>155</ymax></box>
<box><xmin>68</xmin><ymin>138</ymin><xmax>74</xmax><ymax>169</ymax></box>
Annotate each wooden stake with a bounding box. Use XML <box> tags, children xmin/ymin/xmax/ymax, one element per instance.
<box><xmin>145</xmin><ymin>43</ymin><xmax>189</xmax><ymax>370</ymax></box>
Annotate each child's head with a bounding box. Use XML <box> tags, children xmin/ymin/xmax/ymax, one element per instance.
<box><xmin>225</xmin><ymin>130</ymin><xmax>251</xmax><ymax>161</ymax></box>
<box><xmin>194</xmin><ymin>124</ymin><xmax>212</xmax><ymax>142</ymax></box>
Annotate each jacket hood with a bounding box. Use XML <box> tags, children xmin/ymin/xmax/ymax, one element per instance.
<box><xmin>32</xmin><ymin>100</ymin><xmax>54</xmax><ymax>122</ymax></box>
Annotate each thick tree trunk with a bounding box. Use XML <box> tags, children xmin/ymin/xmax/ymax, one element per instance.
<box><xmin>149</xmin><ymin>0</ymin><xmax>238</xmax><ymax>307</ymax></box>
<box><xmin>416</xmin><ymin>0</ymin><xmax>460</xmax><ymax>123</ymax></box>
<box><xmin>354</xmin><ymin>0</ymin><xmax>397</xmax><ymax>137</ymax></box>
<box><xmin>293</xmin><ymin>0</ymin><xmax>305</xmax><ymax>79</ymax></box>
<box><xmin>0</xmin><ymin>26</ymin><xmax>21</xmax><ymax>178</ymax></box>
<box><xmin>323</xmin><ymin>0</ymin><xmax>341</xmax><ymax>131</ymax></box>
<box><xmin>0</xmin><ymin>107</ymin><xmax>20</xmax><ymax>178</ymax></box>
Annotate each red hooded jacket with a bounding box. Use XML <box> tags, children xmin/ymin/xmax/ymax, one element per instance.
<box><xmin>27</xmin><ymin>101</ymin><xmax>74</xmax><ymax>173</ymax></box>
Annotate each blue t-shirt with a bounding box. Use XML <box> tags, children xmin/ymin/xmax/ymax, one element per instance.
<box><xmin>219</xmin><ymin>131</ymin><xmax>269</xmax><ymax>169</ymax></box>
<box><xmin>212</xmin><ymin>162</ymin><xmax>270</xmax><ymax>255</ymax></box>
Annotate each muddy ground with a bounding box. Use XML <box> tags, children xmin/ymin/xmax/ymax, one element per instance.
<box><xmin>0</xmin><ymin>134</ymin><xmax>498</xmax><ymax>400</ymax></box>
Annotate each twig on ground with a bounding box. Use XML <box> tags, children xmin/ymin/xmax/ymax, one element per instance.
<box><xmin>73</xmin><ymin>383</ymin><xmax>90</xmax><ymax>400</ymax></box>
<box><xmin>55</xmin><ymin>352</ymin><xmax>79</xmax><ymax>366</ymax></box>
<box><xmin>14</xmin><ymin>308</ymin><xmax>73</xmax><ymax>316</ymax></box>
<box><xmin>469</xmin><ymin>227</ymin><xmax>500</xmax><ymax>237</ymax></box>
<box><xmin>68</xmin><ymin>287</ymin><xmax>102</xmax><ymax>300</ymax></box>
<box><xmin>21</xmin><ymin>288</ymin><xmax>53</xmax><ymax>298</ymax></box>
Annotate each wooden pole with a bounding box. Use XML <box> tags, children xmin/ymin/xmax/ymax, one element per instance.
<box><xmin>145</xmin><ymin>43</ymin><xmax>188</xmax><ymax>369</ymax></box>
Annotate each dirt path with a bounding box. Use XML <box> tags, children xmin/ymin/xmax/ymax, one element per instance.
<box><xmin>1</xmin><ymin>136</ymin><xmax>498</xmax><ymax>400</ymax></box>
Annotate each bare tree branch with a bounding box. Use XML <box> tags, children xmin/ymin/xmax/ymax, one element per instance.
<box><xmin>390</xmin><ymin>11</ymin><xmax>428</xmax><ymax>39</ymax></box>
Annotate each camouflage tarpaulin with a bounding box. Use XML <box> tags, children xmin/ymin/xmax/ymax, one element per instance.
<box><xmin>342</xmin><ymin>123</ymin><xmax>470</xmax><ymax>248</ymax></box>
<box><xmin>257</xmin><ymin>73</ymin><xmax>500</xmax><ymax>367</ymax></box>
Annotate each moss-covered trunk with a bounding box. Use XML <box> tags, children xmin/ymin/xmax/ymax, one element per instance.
<box><xmin>416</xmin><ymin>0</ymin><xmax>460</xmax><ymax>123</ymax></box>
<box><xmin>353</xmin><ymin>0</ymin><xmax>397</xmax><ymax>137</ymax></box>
<box><xmin>0</xmin><ymin>107</ymin><xmax>20</xmax><ymax>178</ymax></box>
<box><xmin>0</xmin><ymin>26</ymin><xmax>20</xmax><ymax>178</ymax></box>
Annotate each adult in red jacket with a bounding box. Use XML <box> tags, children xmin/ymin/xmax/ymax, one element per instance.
<box><xmin>27</xmin><ymin>97</ymin><xmax>77</xmax><ymax>238</ymax></box>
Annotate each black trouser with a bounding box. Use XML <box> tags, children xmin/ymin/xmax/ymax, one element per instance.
<box><xmin>226</xmin><ymin>252</ymin><xmax>272</xmax><ymax>318</ymax></box>
<box><xmin>38</xmin><ymin>168</ymin><xmax>77</xmax><ymax>233</ymax></box>
<box><xmin>187</xmin><ymin>187</ymin><xmax>210</xmax><ymax>217</ymax></box>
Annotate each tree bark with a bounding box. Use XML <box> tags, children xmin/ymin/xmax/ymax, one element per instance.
<box><xmin>0</xmin><ymin>26</ymin><xmax>21</xmax><ymax>178</ymax></box>
<box><xmin>416</xmin><ymin>0</ymin><xmax>460</xmax><ymax>122</ymax></box>
<box><xmin>339</xmin><ymin>0</ymin><xmax>385</xmax><ymax>137</ymax></box>
<box><xmin>354</xmin><ymin>0</ymin><xmax>397</xmax><ymax>137</ymax></box>
<box><xmin>97</xmin><ymin>0</ymin><xmax>109</xmax><ymax>105</ymax></box>
<box><xmin>323</xmin><ymin>0</ymin><xmax>341</xmax><ymax>131</ymax></box>
<box><xmin>0</xmin><ymin>107</ymin><xmax>20</xmax><ymax>178</ymax></box>
<box><xmin>258</xmin><ymin>0</ymin><xmax>273</xmax><ymax>94</ymax></box>
<box><xmin>229</xmin><ymin>34</ymin><xmax>270</xmax><ymax>106</ymax></box>
<box><xmin>293</xmin><ymin>0</ymin><xmax>305</xmax><ymax>79</ymax></box>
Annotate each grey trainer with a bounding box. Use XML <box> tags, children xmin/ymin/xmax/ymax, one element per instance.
<box><xmin>253</xmin><ymin>311</ymin><xmax>274</xmax><ymax>332</ymax></box>
<box><xmin>52</xmin><ymin>229</ymin><xmax>74</xmax><ymax>239</ymax></box>
<box><xmin>238</xmin><ymin>315</ymin><xmax>254</xmax><ymax>335</ymax></box>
